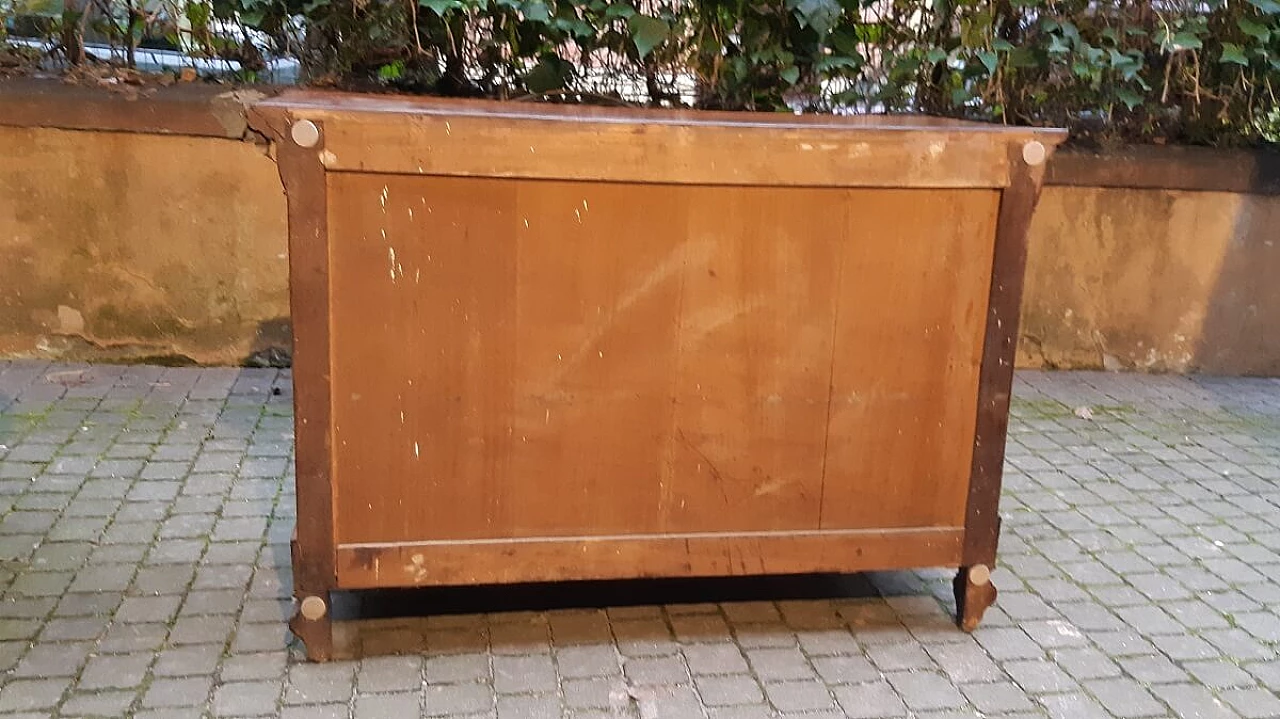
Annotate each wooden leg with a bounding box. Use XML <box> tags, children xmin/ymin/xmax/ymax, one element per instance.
<box><xmin>290</xmin><ymin>592</ymin><xmax>334</xmax><ymax>661</ymax></box>
<box><xmin>953</xmin><ymin>565</ymin><xmax>997</xmax><ymax>632</ymax></box>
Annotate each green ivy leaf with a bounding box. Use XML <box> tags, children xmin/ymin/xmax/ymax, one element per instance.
<box><xmin>992</xmin><ymin>38</ymin><xmax>1014</xmax><ymax>52</ymax></box>
<box><xmin>524</xmin><ymin>55</ymin><xmax>570</xmax><ymax>92</ymax></box>
<box><xmin>520</xmin><ymin>0</ymin><xmax>550</xmax><ymax>22</ymax></box>
<box><xmin>378</xmin><ymin>61</ymin><xmax>404</xmax><ymax>80</ymax></box>
<box><xmin>603</xmin><ymin>3</ymin><xmax>634</xmax><ymax>19</ymax></box>
<box><xmin>976</xmin><ymin>50</ymin><xmax>998</xmax><ymax>74</ymax></box>
<box><xmin>1247</xmin><ymin>0</ymin><xmax>1280</xmax><ymax>13</ymax></box>
<box><xmin>780</xmin><ymin>66</ymin><xmax>800</xmax><ymax>84</ymax></box>
<box><xmin>1220</xmin><ymin>43</ymin><xmax>1249</xmax><ymax>65</ymax></box>
<box><xmin>1167</xmin><ymin>31</ymin><xmax>1204</xmax><ymax>51</ymax></box>
<box><xmin>1238</xmin><ymin>17</ymin><xmax>1272</xmax><ymax>42</ymax></box>
<box><xmin>627</xmin><ymin>14</ymin><xmax>669</xmax><ymax>59</ymax></box>
<box><xmin>829</xmin><ymin>28</ymin><xmax>858</xmax><ymax>56</ymax></box>
<box><xmin>1116</xmin><ymin>87</ymin><xmax>1143</xmax><ymax>109</ymax></box>
<box><xmin>816</xmin><ymin>55</ymin><xmax>862</xmax><ymax>71</ymax></box>
<box><xmin>419</xmin><ymin>0</ymin><xmax>461</xmax><ymax>16</ymax></box>
<box><xmin>853</xmin><ymin>22</ymin><xmax>883</xmax><ymax>44</ymax></box>
<box><xmin>925</xmin><ymin>47</ymin><xmax>947</xmax><ymax>64</ymax></box>
<box><xmin>792</xmin><ymin>0</ymin><xmax>841</xmax><ymax>37</ymax></box>
<box><xmin>1007</xmin><ymin>47</ymin><xmax>1038</xmax><ymax>68</ymax></box>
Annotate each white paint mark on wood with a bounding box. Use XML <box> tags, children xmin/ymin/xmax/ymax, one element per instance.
<box><xmin>754</xmin><ymin>477</ymin><xmax>788</xmax><ymax>496</ymax></box>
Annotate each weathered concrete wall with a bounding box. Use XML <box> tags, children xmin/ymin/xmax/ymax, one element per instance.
<box><xmin>1021</xmin><ymin>186</ymin><xmax>1280</xmax><ymax>375</ymax></box>
<box><xmin>0</xmin><ymin>125</ymin><xmax>290</xmax><ymax>365</ymax></box>
<box><xmin>1</xmin><ymin>80</ymin><xmax>1277</xmax><ymax>374</ymax></box>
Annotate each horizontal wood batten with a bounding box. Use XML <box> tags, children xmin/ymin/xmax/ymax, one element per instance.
<box><xmin>260</xmin><ymin>91</ymin><xmax>1065</xmax><ymax>189</ymax></box>
<box><xmin>315</xmin><ymin>116</ymin><xmax>1014</xmax><ymax>188</ymax></box>
<box><xmin>335</xmin><ymin>527</ymin><xmax>964</xmax><ymax>589</ymax></box>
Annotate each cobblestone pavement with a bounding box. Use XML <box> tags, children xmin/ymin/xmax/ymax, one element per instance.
<box><xmin>1</xmin><ymin>362</ymin><xmax>1279</xmax><ymax>718</ymax></box>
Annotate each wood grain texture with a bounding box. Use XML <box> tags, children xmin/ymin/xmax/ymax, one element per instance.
<box><xmin>249</xmin><ymin>106</ymin><xmax>336</xmax><ymax>594</ymax></box>
<box><xmin>255</xmin><ymin>91</ymin><xmax>1069</xmax><ymax>189</ymax></box>
<box><xmin>327</xmin><ymin>175</ymin><xmax>1001</xmax><ymax>549</ymax></box>
<box><xmin>962</xmin><ymin>147</ymin><xmax>1051</xmax><ymax>566</ymax></box>
<box><xmin>248</xmin><ymin>105</ymin><xmax>335</xmax><ymax>659</ymax></box>
<box><xmin>257</xmin><ymin>92</ymin><xmax>1069</xmax><ymax>601</ymax></box>
<box><xmin>335</xmin><ymin>527</ymin><xmax>964</xmax><ymax>588</ymax></box>
<box><xmin>821</xmin><ymin>189</ymin><xmax>1002</xmax><ymax>530</ymax></box>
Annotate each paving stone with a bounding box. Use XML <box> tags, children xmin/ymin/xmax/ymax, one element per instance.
<box><xmin>1083</xmin><ymin>678</ymin><xmax>1168</xmax><ymax>718</ymax></box>
<box><xmin>564</xmin><ymin>676</ymin><xmax>622</xmax><ymax>709</ymax></box>
<box><xmin>282</xmin><ymin>704</ymin><xmax>351</xmax><ymax>719</ymax></box>
<box><xmin>357</xmin><ymin>655</ymin><xmax>422</xmax><ymax>693</ymax></box>
<box><xmin>97</xmin><ymin>621</ymin><xmax>169</xmax><ymax>653</ymax></box>
<box><xmin>221</xmin><ymin>652</ymin><xmax>289</xmax><ymax>681</ymax></box>
<box><xmin>11</xmin><ymin>641</ymin><xmax>93</xmax><ymax>677</ymax></box>
<box><xmin>1054</xmin><ymin>647</ymin><xmax>1123</xmax><ymax>680</ymax></box>
<box><xmin>1221</xmin><ymin>687</ymin><xmax>1280</xmax><ymax>719</ymax></box>
<box><xmin>813</xmin><ymin>655</ymin><xmax>879</xmax><ymax>685</ymax></box>
<box><xmin>117</xmin><ymin>594</ymin><xmax>184</xmax><ymax>623</ymax></box>
<box><xmin>722</xmin><ymin>602</ymin><xmax>781</xmax><ymax>624</ymax></box>
<box><xmin>867</xmin><ymin>643</ymin><xmax>935</xmax><ymax>672</ymax></box>
<box><xmin>795</xmin><ymin>628</ymin><xmax>860</xmax><ymax>656</ymax></box>
<box><xmin>423</xmin><ymin>652</ymin><xmax>488</xmax><ymax>683</ymax></box>
<box><xmin>1185</xmin><ymin>660</ymin><xmax>1257</xmax><ymax>689</ymax></box>
<box><xmin>284</xmin><ymin>662</ymin><xmax>355</xmax><ymax>704</ymax></box>
<box><xmin>558</xmin><ymin>645</ymin><xmax>622</xmax><ymax>678</ymax></box>
<box><xmin>696</xmin><ymin>675</ymin><xmax>764</xmax><ymax>707</ymax></box>
<box><xmin>745</xmin><ymin>647</ymin><xmax>816</xmax><ymax>681</ymax></box>
<box><xmin>833</xmin><ymin>680</ymin><xmax>907</xmax><ymax>718</ymax></box>
<box><xmin>354</xmin><ymin>691</ymin><xmax>421</xmax><ymax>718</ymax></box>
<box><xmin>78</xmin><ymin>652</ymin><xmax>152</xmax><ymax>689</ymax></box>
<box><xmin>684</xmin><ymin>643</ymin><xmax>750</xmax><ymax>675</ymax></box>
<box><xmin>497</xmin><ymin>693</ymin><xmax>561</xmax><ymax>719</ymax></box>
<box><xmin>213</xmin><ymin>680</ymin><xmax>281</xmax><ymax>717</ymax></box>
<box><xmin>624</xmin><ymin>655</ymin><xmax>690</xmax><ymax>685</ymax></box>
<box><xmin>7</xmin><ymin>364</ymin><xmax>1280</xmax><ymax>719</ymax></box>
<box><xmin>62</xmin><ymin>689</ymin><xmax>138</xmax><ymax>716</ymax></box>
<box><xmin>1158</xmin><ymin>683</ymin><xmax>1240</xmax><ymax>719</ymax></box>
<box><xmin>763</xmin><ymin>679</ymin><xmax>834</xmax><ymax>712</ymax></box>
<box><xmin>423</xmin><ymin>683</ymin><xmax>494</xmax><ymax>716</ymax></box>
<box><xmin>0</xmin><ymin>678</ymin><xmax>71</xmax><ymax>711</ymax></box>
<box><xmin>493</xmin><ymin>653</ymin><xmax>558</xmax><ymax>693</ymax></box>
<box><xmin>960</xmin><ymin>680</ymin><xmax>1036</xmax><ymax>714</ymax></box>
<box><xmin>1039</xmin><ymin>692</ymin><xmax>1113</xmax><ymax>719</ymax></box>
<box><xmin>1119</xmin><ymin>654</ymin><xmax>1192</xmax><ymax>685</ymax></box>
<box><xmin>975</xmin><ymin>627</ymin><xmax>1043</xmax><ymax>660</ymax></box>
<box><xmin>926</xmin><ymin>642</ymin><xmax>1003</xmax><ymax>683</ymax></box>
<box><xmin>885</xmin><ymin>671</ymin><xmax>967</xmax><ymax>713</ymax></box>
<box><xmin>155</xmin><ymin>644</ymin><xmax>223</xmax><ymax>677</ymax></box>
<box><xmin>143</xmin><ymin>676</ymin><xmax>215</xmax><ymax>708</ymax></box>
